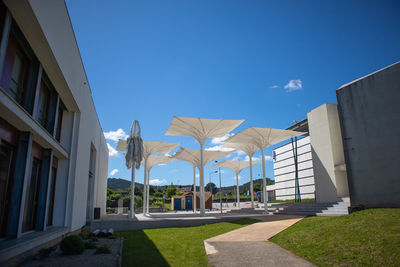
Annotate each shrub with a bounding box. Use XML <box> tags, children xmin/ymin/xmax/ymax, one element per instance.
<box><xmin>95</xmin><ymin>245</ymin><xmax>111</xmax><ymax>254</ymax></box>
<box><xmin>80</xmin><ymin>228</ymin><xmax>91</xmax><ymax>240</ymax></box>
<box><xmin>84</xmin><ymin>239</ymin><xmax>97</xmax><ymax>249</ymax></box>
<box><xmin>60</xmin><ymin>235</ymin><xmax>84</xmax><ymax>255</ymax></box>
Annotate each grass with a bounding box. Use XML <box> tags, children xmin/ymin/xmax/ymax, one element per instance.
<box><xmin>117</xmin><ymin>218</ymin><xmax>258</xmax><ymax>267</ymax></box>
<box><xmin>270</xmin><ymin>208</ymin><xmax>400</xmax><ymax>266</ymax></box>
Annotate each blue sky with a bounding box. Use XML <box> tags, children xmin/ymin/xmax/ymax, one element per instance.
<box><xmin>66</xmin><ymin>0</ymin><xmax>400</xmax><ymax>187</ymax></box>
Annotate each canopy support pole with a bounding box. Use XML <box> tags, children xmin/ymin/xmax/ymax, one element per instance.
<box><xmin>147</xmin><ymin>169</ymin><xmax>150</xmax><ymax>214</ymax></box>
<box><xmin>143</xmin><ymin>158</ymin><xmax>147</xmax><ymax>215</ymax></box>
<box><xmin>249</xmin><ymin>155</ymin><xmax>254</xmax><ymax>209</ymax></box>
<box><xmin>200</xmin><ymin>142</ymin><xmax>205</xmax><ymax>216</ymax></box>
<box><xmin>261</xmin><ymin>148</ymin><xmax>268</xmax><ymax>213</ymax></box>
<box><xmin>193</xmin><ymin>166</ymin><xmax>197</xmax><ymax>213</ymax></box>
<box><xmin>236</xmin><ymin>172</ymin><xmax>240</xmax><ymax>208</ymax></box>
<box><xmin>130</xmin><ymin>165</ymin><xmax>135</xmax><ymax>219</ymax></box>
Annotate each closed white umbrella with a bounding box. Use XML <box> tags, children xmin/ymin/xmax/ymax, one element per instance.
<box><xmin>117</xmin><ymin>140</ymin><xmax>180</xmax><ymax>214</ymax></box>
<box><xmin>221</xmin><ymin>142</ymin><xmax>259</xmax><ymax>208</ymax></box>
<box><xmin>212</xmin><ymin>160</ymin><xmax>261</xmax><ymax>208</ymax></box>
<box><xmin>118</xmin><ymin>120</ymin><xmax>143</xmax><ymax>219</ymax></box>
<box><xmin>165</xmin><ymin>116</ymin><xmax>244</xmax><ymax>216</ymax></box>
<box><xmin>171</xmin><ymin>148</ymin><xmax>234</xmax><ymax>212</ymax></box>
<box><xmin>225</xmin><ymin>127</ymin><xmax>305</xmax><ymax>212</ymax></box>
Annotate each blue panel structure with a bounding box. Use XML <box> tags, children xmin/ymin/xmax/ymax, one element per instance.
<box><xmin>174</xmin><ymin>198</ymin><xmax>181</xmax><ymax>210</ymax></box>
<box><xmin>185</xmin><ymin>196</ymin><xmax>192</xmax><ymax>210</ymax></box>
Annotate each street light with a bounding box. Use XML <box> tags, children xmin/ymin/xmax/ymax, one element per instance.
<box><xmin>215</xmin><ymin>161</ymin><xmax>223</xmax><ymax>214</ymax></box>
<box><xmin>209</xmin><ymin>171</ymin><xmax>217</xmax><ymax>209</ymax></box>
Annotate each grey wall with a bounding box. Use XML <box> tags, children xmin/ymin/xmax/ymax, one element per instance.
<box><xmin>336</xmin><ymin>62</ymin><xmax>400</xmax><ymax>208</ymax></box>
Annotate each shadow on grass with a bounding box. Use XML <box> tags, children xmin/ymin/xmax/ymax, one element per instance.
<box><xmin>118</xmin><ymin>230</ymin><xmax>169</xmax><ymax>267</ymax></box>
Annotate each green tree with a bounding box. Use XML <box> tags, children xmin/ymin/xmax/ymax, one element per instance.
<box><xmin>165</xmin><ymin>185</ymin><xmax>177</xmax><ymax>198</ymax></box>
<box><xmin>205</xmin><ymin>182</ymin><xmax>217</xmax><ymax>194</ymax></box>
<box><xmin>134</xmin><ymin>185</ymin><xmax>142</xmax><ymax>196</ymax></box>
<box><xmin>253</xmin><ymin>183</ymin><xmax>262</xmax><ymax>192</ymax></box>
<box><xmin>149</xmin><ymin>186</ymin><xmax>155</xmax><ymax>195</ymax></box>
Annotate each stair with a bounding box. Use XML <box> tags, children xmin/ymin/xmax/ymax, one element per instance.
<box><xmin>269</xmin><ymin>201</ymin><xmax>350</xmax><ymax>216</ymax></box>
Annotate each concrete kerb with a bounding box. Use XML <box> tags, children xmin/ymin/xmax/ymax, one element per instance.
<box><xmin>90</xmin><ymin>213</ymin><xmax>281</xmax><ymax>231</ymax></box>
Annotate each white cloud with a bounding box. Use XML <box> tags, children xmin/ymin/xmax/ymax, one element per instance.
<box><xmin>246</xmin><ymin>155</ymin><xmax>273</xmax><ymax>162</ymax></box>
<box><xmin>270</xmin><ymin>85</ymin><xmax>279</xmax><ymax>89</ymax></box>
<box><xmin>107</xmin><ymin>143</ymin><xmax>119</xmax><ymax>157</ymax></box>
<box><xmin>284</xmin><ymin>79</ymin><xmax>302</xmax><ymax>92</ymax></box>
<box><xmin>149</xmin><ymin>178</ymin><xmax>167</xmax><ymax>185</ymax></box>
<box><xmin>109</xmin><ymin>169</ymin><xmax>119</xmax><ymax>176</ymax></box>
<box><xmin>210</xmin><ymin>133</ymin><xmax>233</xmax><ymax>145</ymax></box>
<box><xmin>205</xmin><ymin>145</ymin><xmax>235</xmax><ymax>152</ymax></box>
<box><xmin>233</xmin><ymin>175</ymin><xmax>243</xmax><ymax>181</ymax></box>
<box><xmin>104</xmin><ymin>128</ymin><xmax>128</xmax><ymax>142</ymax></box>
<box><xmin>196</xmin><ymin>173</ymin><xmax>199</xmax><ymax>178</ymax></box>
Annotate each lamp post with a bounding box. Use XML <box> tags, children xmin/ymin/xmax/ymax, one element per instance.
<box><xmin>209</xmin><ymin>171</ymin><xmax>217</xmax><ymax>208</ymax></box>
<box><xmin>215</xmin><ymin>161</ymin><xmax>223</xmax><ymax>214</ymax></box>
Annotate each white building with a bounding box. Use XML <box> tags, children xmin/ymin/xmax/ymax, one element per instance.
<box><xmin>272</xmin><ymin>104</ymin><xmax>349</xmax><ymax>203</ymax></box>
<box><xmin>0</xmin><ymin>0</ymin><xmax>108</xmax><ymax>264</ymax></box>
<box><xmin>273</xmin><ymin>135</ymin><xmax>315</xmax><ymax>200</ymax></box>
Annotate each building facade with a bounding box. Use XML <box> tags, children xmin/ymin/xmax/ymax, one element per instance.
<box><xmin>272</xmin><ymin>136</ymin><xmax>315</xmax><ymax>201</ymax></box>
<box><xmin>0</xmin><ymin>0</ymin><xmax>108</xmax><ymax>263</ymax></box>
<box><xmin>337</xmin><ymin>62</ymin><xmax>400</xmax><ymax>208</ymax></box>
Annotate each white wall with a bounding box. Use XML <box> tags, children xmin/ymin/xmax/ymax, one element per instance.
<box><xmin>273</xmin><ymin>136</ymin><xmax>315</xmax><ymax>200</ymax></box>
<box><xmin>6</xmin><ymin>0</ymin><xmax>109</xmax><ymax>232</ymax></box>
<box><xmin>307</xmin><ymin>103</ymin><xmax>348</xmax><ymax>203</ymax></box>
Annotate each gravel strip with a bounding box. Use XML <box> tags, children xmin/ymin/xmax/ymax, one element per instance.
<box><xmin>22</xmin><ymin>237</ymin><xmax>122</xmax><ymax>267</ymax></box>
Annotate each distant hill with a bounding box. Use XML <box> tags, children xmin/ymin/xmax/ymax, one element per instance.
<box><xmin>107</xmin><ymin>177</ymin><xmax>273</xmax><ymax>192</ymax></box>
<box><xmin>107</xmin><ymin>178</ymin><xmax>132</xmax><ymax>191</ymax></box>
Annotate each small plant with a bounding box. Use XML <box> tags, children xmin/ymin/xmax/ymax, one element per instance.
<box><xmin>95</xmin><ymin>245</ymin><xmax>111</xmax><ymax>254</ymax></box>
<box><xmin>84</xmin><ymin>239</ymin><xmax>97</xmax><ymax>249</ymax></box>
<box><xmin>89</xmin><ymin>236</ymin><xmax>98</xmax><ymax>242</ymax></box>
<box><xmin>80</xmin><ymin>228</ymin><xmax>91</xmax><ymax>240</ymax></box>
<box><xmin>60</xmin><ymin>235</ymin><xmax>84</xmax><ymax>255</ymax></box>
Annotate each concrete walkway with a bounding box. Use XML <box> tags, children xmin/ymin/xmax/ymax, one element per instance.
<box><xmin>204</xmin><ymin>215</ymin><xmax>315</xmax><ymax>267</ymax></box>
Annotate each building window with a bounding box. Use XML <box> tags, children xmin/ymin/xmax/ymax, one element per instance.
<box><xmin>0</xmin><ymin>142</ymin><xmax>14</xmax><ymax>237</ymax></box>
<box><xmin>6</xmin><ymin>41</ymin><xmax>29</xmax><ymax>104</ymax></box>
<box><xmin>37</xmin><ymin>81</ymin><xmax>50</xmax><ymax>128</ymax></box>
<box><xmin>55</xmin><ymin>101</ymin><xmax>65</xmax><ymax>142</ymax></box>
<box><xmin>23</xmin><ymin>157</ymin><xmax>41</xmax><ymax>232</ymax></box>
<box><xmin>0</xmin><ymin>21</ymin><xmax>39</xmax><ymax>114</ymax></box>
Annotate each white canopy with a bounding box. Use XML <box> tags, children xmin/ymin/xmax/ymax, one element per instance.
<box><xmin>225</xmin><ymin>127</ymin><xmax>305</xmax><ymax>150</ymax></box>
<box><xmin>221</xmin><ymin>142</ymin><xmax>260</xmax><ymax>209</ymax></box>
<box><xmin>213</xmin><ymin>160</ymin><xmax>261</xmax><ymax>175</ymax></box>
<box><xmin>171</xmin><ymin>147</ymin><xmax>234</xmax><ymax>168</ymax></box>
<box><xmin>117</xmin><ymin>140</ymin><xmax>180</xmax><ymax>214</ymax></box>
<box><xmin>165</xmin><ymin>116</ymin><xmax>244</xmax><ymax>216</ymax></box>
<box><xmin>165</xmin><ymin>116</ymin><xmax>244</xmax><ymax>144</ymax></box>
<box><xmin>225</xmin><ymin>127</ymin><xmax>305</xmax><ymax>212</ymax></box>
<box><xmin>212</xmin><ymin>160</ymin><xmax>261</xmax><ymax>207</ymax></box>
<box><xmin>145</xmin><ymin>155</ymin><xmax>174</xmax><ymax>171</ymax></box>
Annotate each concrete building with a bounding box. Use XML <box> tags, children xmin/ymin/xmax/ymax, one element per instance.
<box><xmin>336</xmin><ymin>62</ymin><xmax>400</xmax><ymax>208</ymax></box>
<box><xmin>272</xmin><ymin>104</ymin><xmax>349</xmax><ymax>204</ymax></box>
<box><xmin>308</xmin><ymin>104</ymin><xmax>349</xmax><ymax>203</ymax></box>
<box><xmin>0</xmin><ymin>0</ymin><xmax>108</xmax><ymax>263</ymax></box>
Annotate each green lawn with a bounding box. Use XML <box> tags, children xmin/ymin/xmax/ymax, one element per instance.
<box><xmin>270</xmin><ymin>208</ymin><xmax>400</xmax><ymax>266</ymax></box>
<box><xmin>117</xmin><ymin>218</ymin><xmax>258</xmax><ymax>267</ymax></box>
